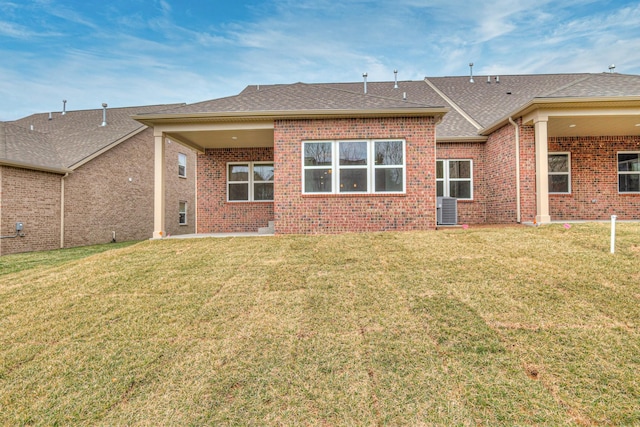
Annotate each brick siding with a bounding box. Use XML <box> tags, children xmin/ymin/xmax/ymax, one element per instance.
<box><xmin>548</xmin><ymin>135</ymin><xmax>640</xmax><ymax>220</ymax></box>
<box><xmin>436</xmin><ymin>141</ymin><xmax>486</xmax><ymax>224</ymax></box>
<box><xmin>197</xmin><ymin>147</ymin><xmax>274</xmax><ymax>233</ymax></box>
<box><xmin>274</xmin><ymin>117</ymin><xmax>437</xmax><ymax>234</ymax></box>
<box><xmin>1</xmin><ymin>128</ymin><xmax>196</xmax><ymax>255</ymax></box>
<box><xmin>0</xmin><ymin>166</ymin><xmax>61</xmax><ymax>255</ymax></box>
<box><xmin>64</xmin><ymin>128</ymin><xmax>196</xmax><ymax>247</ymax></box>
<box><xmin>165</xmin><ymin>139</ymin><xmax>197</xmax><ymax>236</ymax></box>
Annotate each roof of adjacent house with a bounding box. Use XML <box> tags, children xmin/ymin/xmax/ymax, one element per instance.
<box><xmin>1</xmin><ymin>103</ymin><xmax>183</xmax><ymax>173</ymax></box>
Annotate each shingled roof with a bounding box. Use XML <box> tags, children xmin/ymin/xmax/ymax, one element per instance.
<box><xmin>227</xmin><ymin>73</ymin><xmax>640</xmax><ymax>140</ymax></box>
<box><xmin>137</xmin><ymin>82</ymin><xmax>447</xmax><ymax>118</ymax></box>
<box><xmin>2</xmin><ymin>103</ymin><xmax>183</xmax><ymax>172</ymax></box>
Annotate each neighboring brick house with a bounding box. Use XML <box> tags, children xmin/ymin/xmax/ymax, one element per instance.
<box><xmin>134</xmin><ymin>72</ymin><xmax>640</xmax><ymax>236</ymax></box>
<box><xmin>0</xmin><ymin>104</ymin><xmax>196</xmax><ymax>255</ymax></box>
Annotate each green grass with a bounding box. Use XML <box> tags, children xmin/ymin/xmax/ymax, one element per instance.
<box><xmin>0</xmin><ymin>241</ymin><xmax>138</xmax><ymax>276</ymax></box>
<box><xmin>1</xmin><ymin>224</ymin><xmax>639</xmax><ymax>425</ymax></box>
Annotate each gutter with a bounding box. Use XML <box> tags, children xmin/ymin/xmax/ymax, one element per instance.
<box><xmin>60</xmin><ymin>172</ymin><xmax>69</xmax><ymax>248</ymax></box>
<box><xmin>132</xmin><ymin>107</ymin><xmax>450</xmax><ymax>126</ymax></box>
<box><xmin>508</xmin><ymin>117</ymin><xmax>521</xmax><ymax>223</ymax></box>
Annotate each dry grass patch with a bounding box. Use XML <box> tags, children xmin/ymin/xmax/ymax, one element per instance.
<box><xmin>1</xmin><ymin>224</ymin><xmax>639</xmax><ymax>425</ymax></box>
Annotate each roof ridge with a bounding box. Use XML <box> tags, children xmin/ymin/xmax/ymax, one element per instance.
<box><xmin>538</xmin><ymin>74</ymin><xmax>593</xmax><ymax>98</ymax></box>
<box><xmin>18</xmin><ymin>103</ymin><xmax>186</xmax><ymax>119</ymax></box>
<box><xmin>295</xmin><ymin>81</ymin><xmax>443</xmax><ymax>108</ymax></box>
<box><xmin>212</xmin><ymin>81</ymin><xmax>442</xmax><ymax>109</ymax></box>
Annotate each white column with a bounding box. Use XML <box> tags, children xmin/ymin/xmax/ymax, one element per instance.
<box><xmin>534</xmin><ymin>118</ymin><xmax>551</xmax><ymax>224</ymax></box>
<box><xmin>153</xmin><ymin>131</ymin><xmax>166</xmax><ymax>239</ymax></box>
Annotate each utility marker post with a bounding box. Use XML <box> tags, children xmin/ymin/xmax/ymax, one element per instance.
<box><xmin>610</xmin><ymin>215</ymin><xmax>617</xmax><ymax>254</ymax></box>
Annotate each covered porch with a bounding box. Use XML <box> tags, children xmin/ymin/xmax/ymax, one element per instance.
<box><xmin>151</xmin><ymin>119</ymin><xmax>275</xmax><ymax>238</ymax></box>
<box><xmin>523</xmin><ymin>101</ymin><xmax>640</xmax><ymax>224</ymax></box>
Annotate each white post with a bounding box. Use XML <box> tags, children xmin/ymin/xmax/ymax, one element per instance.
<box><xmin>610</xmin><ymin>215</ymin><xmax>617</xmax><ymax>254</ymax></box>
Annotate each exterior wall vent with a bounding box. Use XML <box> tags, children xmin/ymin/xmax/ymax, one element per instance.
<box><xmin>437</xmin><ymin>197</ymin><xmax>458</xmax><ymax>225</ymax></box>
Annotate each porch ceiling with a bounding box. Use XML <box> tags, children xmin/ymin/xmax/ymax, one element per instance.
<box><xmin>548</xmin><ymin>115</ymin><xmax>640</xmax><ymax>137</ymax></box>
<box><xmin>166</xmin><ymin>128</ymin><xmax>274</xmax><ymax>150</ymax></box>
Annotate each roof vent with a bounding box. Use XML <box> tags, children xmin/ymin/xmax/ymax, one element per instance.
<box><xmin>30</xmin><ymin>124</ymin><xmax>34</xmax><ymax>131</ymax></box>
<box><xmin>609</xmin><ymin>64</ymin><xmax>616</xmax><ymax>73</ymax></box>
<box><xmin>403</xmin><ymin>92</ymin><xmax>407</xmax><ymax>100</ymax></box>
<box><xmin>495</xmin><ymin>76</ymin><xmax>500</xmax><ymax>84</ymax></box>
<box><xmin>48</xmin><ymin>112</ymin><xmax>52</xmax><ymax>120</ymax></box>
<box><xmin>363</xmin><ymin>73</ymin><xmax>368</xmax><ymax>94</ymax></box>
<box><xmin>101</xmin><ymin>103</ymin><xmax>108</xmax><ymax>127</ymax></box>
<box><xmin>62</xmin><ymin>100</ymin><xmax>67</xmax><ymax>115</ymax></box>
<box><xmin>469</xmin><ymin>62</ymin><xmax>474</xmax><ymax>83</ymax></box>
<box><xmin>487</xmin><ymin>76</ymin><xmax>491</xmax><ymax>84</ymax></box>
<box><xmin>394</xmin><ymin>69</ymin><xmax>398</xmax><ymax>89</ymax></box>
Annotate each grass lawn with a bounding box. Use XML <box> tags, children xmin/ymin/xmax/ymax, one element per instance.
<box><xmin>1</xmin><ymin>224</ymin><xmax>639</xmax><ymax>425</ymax></box>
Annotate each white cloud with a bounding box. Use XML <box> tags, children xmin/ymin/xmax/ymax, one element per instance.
<box><xmin>2</xmin><ymin>0</ymin><xmax>640</xmax><ymax>120</ymax></box>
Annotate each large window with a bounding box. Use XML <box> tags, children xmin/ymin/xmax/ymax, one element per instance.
<box><xmin>178</xmin><ymin>153</ymin><xmax>187</xmax><ymax>178</ymax></box>
<box><xmin>227</xmin><ymin>162</ymin><xmax>274</xmax><ymax>201</ymax></box>
<box><xmin>303</xmin><ymin>140</ymin><xmax>405</xmax><ymax>194</ymax></box>
<box><xmin>548</xmin><ymin>152</ymin><xmax>571</xmax><ymax>193</ymax></box>
<box><xmin>179</xmin><ymin>201</ymin><xmax>187</xmax><ymax>225</ymax></box>
<box><xmin>618</xmin><ymin>152</ymin><xmax>640</xmax><ymax>193</ymax></box>
<box><xmin>436</xmin><ymin>159</ymin><xmax>473</xmax><ymax>200</ymax></box>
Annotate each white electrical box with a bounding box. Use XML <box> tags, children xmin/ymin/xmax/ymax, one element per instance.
<box><xmin>16</xmin><ymin>222</ymin><xmax>23</xmax><ymax>231</ymax></box>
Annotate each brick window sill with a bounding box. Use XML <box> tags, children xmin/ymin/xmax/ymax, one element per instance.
<box><xmin>301</xmin><ymin>193</ymin><xmax>407</xmax><ymax>198</ymax></box>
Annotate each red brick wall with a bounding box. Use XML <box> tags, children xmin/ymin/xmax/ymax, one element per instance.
<box><xmin>197</xmin><ymin>147</ymin><xmax>274</xmax><ymax>233</ymax></box>
<box><xmin>0</xmin><ymin>166</ymin><xmax>61</xmax><ymax>255</ymax></box>
<box><xmin>548</xmin><ymin>136</ymin><xmax>640</xmax><ymax>220</ymax></box>
<box><xmin>484</xmin><ymin>123</ymin><xmax>520</xmax><ymax>223</ymax></box>
<box><xmin>518</xmin><ymin>124</ymin><xmax>538</xmax><ymax>223</ymax></box>
<box><xmin>436</xmin><ymin>141</ymin><xmax>486</xmax><ymax>224</ymax></box>
<box><xmin>274</xmin><ymin>117</ymin><xmax>437</xmax><ymax>234</ymax></box>
<box><xmin>64</xmin><ymin>128</ymin><xmax>196</xmax><ymax>247</ymax></box>
<box><xmin>165</xmin><ymin>139</ymin><xmax>196</xmax><ymax>236</ymax></box>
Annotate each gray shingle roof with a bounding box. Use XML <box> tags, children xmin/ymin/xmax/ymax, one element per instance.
<box><xmin>424</xmin><ymin>74</ymin><xmax>592</xmax><ymax>128</ymax></box>
<box><xmin>150</xmin><ymin>82</ymin><xmax>445</xmax><ymax>115</ymax></box>
<box><xmin>1</xmin><ymin>122</ymin><xmax>65</xmax><ymax>170</ymax></box>
<box><xmin>542</xmin><ymin>73</ymin><xmax>640</xmax><ymax>98</ymax></box>
<box><xmin>2</xmin><ymin>104</ymin><xmax>182</xmax><ymax>171</ymax></box>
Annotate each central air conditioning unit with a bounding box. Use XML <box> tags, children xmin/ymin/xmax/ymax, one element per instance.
<box><xmin>437</xmin><ymin>197</ymin><xmax>458</xmax><ymax>225</ymax></box>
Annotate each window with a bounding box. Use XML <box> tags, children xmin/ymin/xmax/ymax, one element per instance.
<box><xmin>227</xmin><ymin>162</ymin><xmax>274</xmax><ymax>201</ymax></box>
<box><xmin>436</xmin><ymin>159</ymin><xmax>472</xmax><ymax>200</ymax></box>
<box><xmin>303</xmin><ymin>140</ymin><xmax>405</xmax><ymax>194</ymax></box>
<box><xmin>548</xmin><ymin>152</ymin><xmax>571</xmax><ymax>193</ymax></box>
<box><xmin>178</xmin><ymin>153</ymin><xmax>187</xmax><ymax>178</ymax></box>
<box><xmin>618</xmin><ymin>152</ymin><xmax>640</xmax><ymax>193</ymax></box>
<box><xmin>179</xmin><ymin>201</ymin><xmax>187</xmax><ymax>225</ymax></box>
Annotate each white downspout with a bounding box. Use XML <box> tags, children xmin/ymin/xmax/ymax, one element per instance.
<box><xmin>508</xmin><ymin>117</ymin><xmax>521</xmax><ymax>223</ymax></box>
<box><xmin>60</xmin><ymin>173</ymin><xmax>69</xmax><ymax>248</ymax></box>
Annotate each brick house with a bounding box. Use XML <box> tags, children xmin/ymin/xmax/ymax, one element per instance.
<box><xmin>0</xmin><ymin>104</ymin><xmax>196</xmax><ymax>255</ymax></box>
<box><xmin>134</xmin><ymin>72</ymin><xmax>640</xmax><ymax>236</ymax></box>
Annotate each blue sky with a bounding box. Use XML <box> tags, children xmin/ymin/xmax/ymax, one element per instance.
<box><xmin>1</xmin><ymin>0</ymin><xmax>640</xmax><ymax>120</ymax></box>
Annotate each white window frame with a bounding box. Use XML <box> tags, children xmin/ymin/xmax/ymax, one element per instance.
<box><xmin>178</xmin><ymin>153</ymin><xmax>187</xmax><ymax>178</ymax></box>
<box><xmin>302</xmin><ymin>139</ymin><xmax>406</xmax><ymax>194</ymax></box>
<box><xmin>548</xmin><ymin>152</ymin><xmax>571</xmax><ymax>194</ymax></box>
<box><xmin>179</xmin><ymin>201</ymin><xmax>187</xmax><ymax>225</ymax></box>
<box><xmin>227</xmin><ymin>162</ymin><xmax>274</xmax><ymax>202</ymax></box>
<box><xmin>618</xmin><ymin>151</ymin><xmax>640</xmax><ymax>193</ymax></box>
<box><xmin>436</xmin><ymin>159</ymin><xmax>473</xmax><ymax>200</ymax></box>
